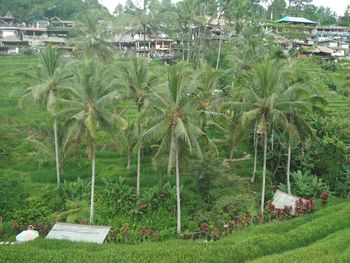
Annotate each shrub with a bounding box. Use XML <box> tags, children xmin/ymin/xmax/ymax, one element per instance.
<box><xmin>320</xmin><ymin>192</ymin><xmax>329</xmax><ymax>206</ymax></box>
<box><xmin>278</xmin><ymin>170</ymin><xmax>328</xmax><ymax>198</ymax></box>
<box><xmin>0</xmin><ymin>175</ymin><xmax>27</xmax><ymax>219</ymax></box>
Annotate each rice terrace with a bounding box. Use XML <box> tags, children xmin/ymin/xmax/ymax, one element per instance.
<box><xmin>0</xmin><ymin>0</ymin><xmax>350</xmax><ymax>262</ymax></box>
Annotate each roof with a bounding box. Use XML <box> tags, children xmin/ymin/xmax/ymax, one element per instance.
<box><xmin>277</xmin><ymin>16</ymin><xmax>317</xmax><ymax>25</ymax></box>
<box><xmin>0</xmin><ymin>35</ymin><xmax>22</xmax><ymax>43</ymax></box>
<box><xmin>1</xmin><ymin>11</ymin><xmax>15</xmax><ymax>20</ymax></box>
<box><xmin>46</xmin><ymin>223</ymin><xmax>111</xmax><ymax>244</ymax></box>
<box><xmin>114</xmin><ymin>33</ymin><xmax>135</xmax><ymax>43</ymax></box>
<box><xmin>27</xmin><ymin>14</ymin><xmax>49</xmax><ymax>22</ymax></box>
<box><xmin>316</xmin><ymin>46</ymin><xmax>333</xmax><ymax>54</ymax></box>
<box><xmin>44</xmin><ymin>37</ymin><xmax>65</xmax><ymax>44</ymax></box>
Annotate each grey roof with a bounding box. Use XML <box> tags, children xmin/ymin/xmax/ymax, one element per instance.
<box><xmin>2</xmin><ymin>11</ymin><xmax>15</xmax><ymax>20</ymax></box>
<box><xmin>44</xmin><ymin>37</ymin><xmax>65</xmax><ymax>44</ymax></box>
<box><xmin>114</xmin><ymin>33</ymin><xmax>135</xmax><ymax>43</ymax></box>
<box><xmin>0</xmin><ymin>35</ymin><xmax>22</xmax><ymax>43</ymax></box>
<box><xmin>46</xmin><ymin>223</ymin><xmax>111</xmax><ymax>244</ymax></box>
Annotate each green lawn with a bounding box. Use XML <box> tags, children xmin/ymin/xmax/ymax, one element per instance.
<box><xmin>0</xmin><ymin>198</ymin><xmax>349</xmax><ymax>262</ymax></box>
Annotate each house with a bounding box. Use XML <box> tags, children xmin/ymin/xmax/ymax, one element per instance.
<box><xmin>310</xmin><ymin>26</ymin><xmax>350</xmax><ymax>41</ymax></box>
<box><xmin>27</xmin><ymin>15</ymin><xmax>50</xmax><ymax>29</ymax></box>
<box><xmin>277</xmin><ymin>16</ymin><xmax>317</xmax><ymax>26</ymax></box>
<box><xmin>318</xmin><ymin>39</ymin><xmax>339</xmax><ymax>48</ymax></box>
<box><xmin>0</xmin><ymin>11</ymin><xmax>16</xmax><ymax>26</ymax></box>
<box><xmin>0</xmin><ymin>35</ymin><xmax>27</xmax><ymax>54</ymax></box>
<box><xmin>50</xmin><ymin>17</ymin><xmax>73</xmax><ymax>28</ymax></box>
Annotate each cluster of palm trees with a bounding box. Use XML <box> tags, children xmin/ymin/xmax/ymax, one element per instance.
<box><xmin>21</xmin><ymin>44</ymin><xmax>326</xmax><ymax>233</ymax></box>
<box><xmin>19</xmin><ymin>6</ymin><xmax>327</xmax><ymax>233</ymax></box>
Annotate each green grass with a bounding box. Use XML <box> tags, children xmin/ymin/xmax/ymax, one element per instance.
<box><xmin>0</xmin><ymin>199</ymin><xmax>349</xmax><ymax>262</ymax></box>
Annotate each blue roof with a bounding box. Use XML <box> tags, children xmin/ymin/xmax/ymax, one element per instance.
<box><xmin>277</xmin><ymin>16</ymin><xmax>317</xmax><ymax>24</ymax></box>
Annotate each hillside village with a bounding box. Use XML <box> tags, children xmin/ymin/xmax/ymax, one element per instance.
<box><xmin>1</xmin><ymin>10</ymin><xmax>350</xmax><ymax>60</ymax></box>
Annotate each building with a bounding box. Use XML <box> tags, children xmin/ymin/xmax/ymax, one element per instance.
<box><xmin>274</xmin><ymin>16</ymin><xmax>350</xmax><ymax>58</ymax></box>
<box><xmin>277</xmin><ymin>16</ymin><xmax>317</xmax><ymax>26</ymax></box>
<box><xmin>0</xmin><ymin>12</ymin><xmax>73</xmax><ymax>54</ymax></box>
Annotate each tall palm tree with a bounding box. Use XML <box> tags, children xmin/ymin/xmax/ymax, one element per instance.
<box><xmin>175</xmin><ymin>0</ymin><xmax>201</xmax><ymax>62</ymax></box>
<box><xmin>115</xmin><ymin>0</ymin><xmax>159</xmax><ymax>57</ymax></box>
<box><xmin>120</xmin><ymin>58</ymin><xmax>156</xmax><ymax>197</ymax></box>
<box><xmin>74</xmin><ymin>10</ymin><xmax>113</xmax><ymax>62</ymax></box>
<box><xmin>20</xmin><ymin>45</ymin><xmax>71</xmax><ymax>184</ymax></box>
<box><xmin>283</xmin><ymin>91</ymin><xmax>327</xmax><ymax>194</ymax></box>
<box><xmin>227</xmin><ymin>59</ymin><xmax>300</xmax><ymax>213</ymax></box>
<box><xmin>59</xmin><ymin>61</ymin><xmax>127</xmax><ymax>224</ymax></box>
<box><xmin>144</xmin><ymin>63</ymin><xmax>216</xmax><ymax>233</ymax></box>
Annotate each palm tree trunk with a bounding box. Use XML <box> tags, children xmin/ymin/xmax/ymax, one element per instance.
<box><xmin>187</xmin><ymin>27</ymin><xmax>192</xmax><ymax>63</ymax></box>
<box><xmin>251</xmin><ymin>130</ymin><xmax>258</xmax><ymax>183</ymax></box>
<box><xmin>127</xmin><ymin>146</ymin><xmax>132</xmax><ymax>169</ymax></box>
<box><xmin>53</xmin><ymin>118</ymin><xmax>60</xmax><ymax>184</ymax></box>
<box><xmin>287</xmin><ymin>139</ymin><xmax>292</xmax><ymax>194</ymax></box>
<box><xmin>229</xmin><ymin>145</ymin><xmax>234</xmax><ymax>160</ymax></box>
<box><xmin>143</xmin><ymin>26</ymin><xmax>146</xmax><ymax>57</ymax></box>
<box><xmin>216</xmin><ymin>36</ymin><xmax>222</xmax><ymax>70</ymax></box>
<box><xmin>261</xmin><ymin>129</ymin><xmax>267</xmax><ymax>214</ymax></box>
<box><xmin>271</xmin><ymin>129</ymin><xmax>274</xmax><ymax>151</ymax></box>
<box><xmin>89</xmin><ymin>150</ymin><xmax>96</xmax><ymax>224</ymax></box>
<box><xmin>137</xmin><ymin>145</ymin><xmax>141</xmax><ymax>197</ymax></box>
<box><xmin>175</xmin><ymin>147</ymin><xmax>181</xmax><ymax>234</ymax></box>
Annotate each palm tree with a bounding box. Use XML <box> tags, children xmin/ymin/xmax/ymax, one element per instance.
<box><xmin>73</xmin><ymin>10</ymin><xmax>113</xmax><ymax>62</ymax></box>
<box><xmin>120</xmin><ymin>58</ymin><xmax>156</xmax><ymax>197</ymax></box>
<box><xmin>283</xmin><ymin>90</ymin><xmax>327</xmax><ymax>194</ymax></box>
<box><xmin>58</xmin><ymin>61</ymin><xmax>127</xmax><ymax>224</ymax></box>
<box><xmin>226</xmin><ymin>59</ymin><xmax>300</xmax><ymax>213</ymax></box>
<box><xmin>175</xmin><ymin>0</ymin><xmax>201</xmax><ymax>62</ymax></box>
<box><xmin>144</xmin><ymin>63</ymin><xmax>216</xmax><ymax>233</ymax></box>
<box><xmin>115</xmin><ymin>0</ymin><xmax>159</xmax><ymax>57</ymax></box>
<box><xmin>20</xmin><ymin>45</ymin><xmax>71</xmax><ymax>184</ymax></box>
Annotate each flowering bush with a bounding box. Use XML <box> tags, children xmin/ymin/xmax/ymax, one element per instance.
<box><xmin>321</xmin><ymin>192</ymin><xmax>329</xmax><ymax>206</ymax></box>
<box><xmin>266</xmin><ymin>202</ymin><xmax>293</xmax><ymax>220</ymax></box>
<box><xmin>295</xmin><ymin>198</ymin><xmax>315</xmax><ymax>216</ymax></box>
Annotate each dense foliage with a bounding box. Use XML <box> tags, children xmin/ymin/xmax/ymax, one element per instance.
<box><xmin>0</xmin><ymin>1</ymin><xmax>350</xmax><ymax>261</ymax></box>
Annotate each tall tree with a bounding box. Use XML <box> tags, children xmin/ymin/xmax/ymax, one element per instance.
<box><xmin>227</xmin><ymin>59</ymin><xmax>301</xmax><ymax>213</ymax></box>
<box><xmin>120</xmin><ymin>58</ymin><xmax>156</xmax><ymax>196</ymax></box>
<box><xmin>59</xmin><ymin>61</ymin><xmax>127</xmax><ymax>224</ymax></box>
<box><xmin>73</xmin><ymin>10</ymin><xmax>113</xmax><ymax>62</ymax></box>
<box><xmin>20</xmin><ymin>45</ymin><xmax>71</xmax><ymax>184</ymax></box>
<box><xmin>144</xmin><ymin>63</ymin><xmax>216</xmax><ymax>233</ymax></box>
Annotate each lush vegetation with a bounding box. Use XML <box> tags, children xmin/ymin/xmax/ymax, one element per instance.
<box><xmin>1</xmin><ymin>198</ymin><xmax>350</xmax><ymax>262</ymax></box>
<box><xmin>0</xmin><ymin>1</ymin><xmax>350</xmax><ymax>262</ymax></box>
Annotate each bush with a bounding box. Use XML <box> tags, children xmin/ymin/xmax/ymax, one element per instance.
<box><xmin>278</xmin><ymin>170</ymin><xmax>328</xmax><ymax>198</ymax></box>
<box><xmin>0</xmin><ymin>175</ymin><xmax>27</xmax><ymax>219</ymax></box>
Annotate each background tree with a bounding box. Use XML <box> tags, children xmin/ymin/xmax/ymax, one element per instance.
<box><xmin>73</xmin><ymin>10</ymin><xmax>113</xmax><ymax>62</ymax></box>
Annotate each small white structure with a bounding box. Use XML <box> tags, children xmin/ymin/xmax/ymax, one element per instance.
<box><xmin>272</xmin><ymin>190</ymin><xmax>302</xmax><ymax>212</ymax></box>
<box><xmin>16</xmin><ymin>226</ymin><xmax>39</xmax><ymax>242</ymax></box>
<box><xmin>46</xmin><ymin>223</ymin><xmax>111</xmax><ymax>244</ymax></box>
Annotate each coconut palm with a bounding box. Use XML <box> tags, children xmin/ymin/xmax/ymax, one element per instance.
<box><xmin>58</xmin><ymin>60</ymin><xmax>127</xmax><ymax>224</ymax></box>
<box><xmin>120</xmin><ymin>58</ymin><xmax>156</xmax><ymax>197</ymax></box>
<box><xmin>144</xmin><ymin>63</ymin><xmax>216</xmax><ymax>233</ymax></box>
<box><xmin>283</xmin><ymin>90</ymin><xmax>327</xmax><ymax>194</ymax></box>
<box><xmin>226</xmin><ymin>59</ymin><xmax>301</xmax><ymax>213</ymax></box>
<box><xmin>20</xmin><ymin>45</ymin><xmax>72</xmax><ymax>184</ymax></box>
<box><xmin>175</xmin><ymin>0</ymin><xmax>201</xmax><ymax>62</ymax></box>
<box><xmin>74</xmin><ymin>10</ymin><xmax>113</xmax><ymax>62</ymax></box>
<box><xmin>115</xmin><ymin>0</ymin><xmax>159</xmax><ymax>57</ymax></box>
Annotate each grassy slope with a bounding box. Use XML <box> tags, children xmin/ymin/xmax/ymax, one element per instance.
<box><xmin>0</xmin><ymin>198</ymin><xmax>349</xmax><ymax>262</ymax></box>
